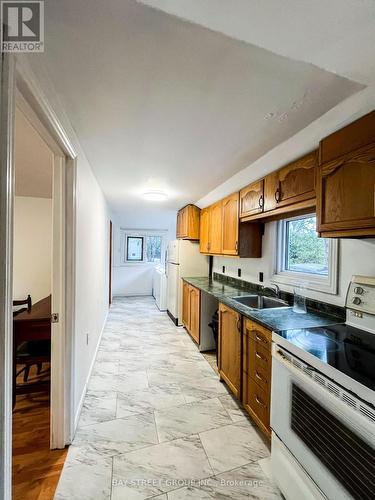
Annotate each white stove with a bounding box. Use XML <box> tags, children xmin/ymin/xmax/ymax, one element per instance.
<box><xmin>271</xmin><ymin>275</ymin><xmax>375</xmax><ymax>500</ymax></box>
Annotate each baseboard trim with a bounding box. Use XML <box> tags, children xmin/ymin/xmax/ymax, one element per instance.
<box><xmin>73</xmin><ymin>308</ymin><xmax>109</xmax><ymax>433</ymax></box>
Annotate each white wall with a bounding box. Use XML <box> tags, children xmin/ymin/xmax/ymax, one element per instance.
<box><xmin>196</xmin><ymin>84</ymin><xmax>375</xmax><ymax>308</ymax></box>
<box><xmin>21</xmin><ymin>55</ymin><xmax>111</xmax><ymax>429</ymax></box>
<box><xmin>112</xmin><ymin>207</ymin><xmax>176</xmax><ymax>296</ymax></box>
<box><xmin>13</xmin><ymin>196</ymin><xmax>52</xmax><ymax>304</ymax></box>
<box><xmin>213</xmin><ymin>223</ymin><xmax>375</xmax><ymax>307</ymax></box>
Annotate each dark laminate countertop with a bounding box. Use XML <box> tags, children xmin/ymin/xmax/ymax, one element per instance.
<box><xmin>183</xmin><ymin>277</ymin><xmax>344</xmax><ymax>332</ymax></box>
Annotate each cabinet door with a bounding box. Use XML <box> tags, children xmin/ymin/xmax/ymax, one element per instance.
<box><xmin>199</xmin><ymin>208</ymin><xmax>210</xmax><ymax>253</ymax></box>
<box><xmin>186</xmin><ymin>205</ymin><xmax>200</xmax><ymax>240</ymax></box>
<box><xmin>222</xmin><ymin>193</ymin><xmax>239</xmax><ymax>255</ymax></box>
<box><xmin>209</xmin><ymin>201</ymin><xmax>223</xmax><ymax>254</ymax></box>
<box><xmin>176</xmin><ymin>211</ymin><xmax>182</xmax><ymax>238</ymax></box>
<box><xmin>263</xmin><ymin>171</ymin><xmax>280</xmax><ymax>212</ymax></box>
<box><xmin>317</xmin><ymin>143</ymin><xmax>375</xmax><ymax>235</ymax></box>
<box><xmin>182</xmin><ymin>281</ymin><xmax>190</xmax><ymax>329</ymax></box>
<box><xmin>240</xmin><ymin>180</ymin><xmax>264</xmax><ymax>217</ymax></box>
<box><xmin>179</xmin><ymin>207</ymin><xmax>188</xmax><ymax>238</ymax></box>
<box><xmin>189</xmin><ymin>286</ymin><xmax>200</xmax><ymax>344</ymax></box>
<box><xmin>218</xmin><ymin>303</ymin><xmax>241</xmax><ymax>398</ymax></box>
<box><xmin>277</xmin><ymin>151</ymin><xmax>316</xmax><ymax>207</ymax></box>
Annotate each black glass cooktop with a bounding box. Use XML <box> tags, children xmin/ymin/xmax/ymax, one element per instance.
<box><xmin>277</xmin><ymin>324</ymin><xmax>375</xmax><ymax>392</ymax></box>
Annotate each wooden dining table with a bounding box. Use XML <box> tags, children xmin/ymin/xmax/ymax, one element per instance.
<box><xmin>13</xmin><ymin>295</ymin><xmax>51</xmax><ymax>408</ymax></box>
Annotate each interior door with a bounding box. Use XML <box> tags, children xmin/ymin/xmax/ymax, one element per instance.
<box><xmin>51</xmin><ymin>154</ymin><xmax>66</xmax><ymax>449</ymax></box>
<box><xmin>222</xmin><ymin>192</ymin><xmax>239</xmax><ymax>255</ymax></box>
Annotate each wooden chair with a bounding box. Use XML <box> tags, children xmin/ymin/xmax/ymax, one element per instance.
<box><xmin>13</xmin><ymin>294</ymin><xmax>32</xmax><ymax>316</ymax></box>
<box><xmin>13</xmin><ymin>296</ymin><xmax>51</xmax><ymax>384</ymax></box>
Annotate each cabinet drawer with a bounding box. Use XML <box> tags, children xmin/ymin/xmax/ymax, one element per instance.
<box><xmin>243</xmin><ymin>318</ymin><xmax>271</xmax><ymax>349</ymax></box>
<box><xmin>244</xmin><ymin>339</ymin><xmax>271</xmax><ymax>376</ymax></box>
<box><xmin>243</xmin><ymin>376</ymin><xmax>270</xmax><ymax>429</ymax></box>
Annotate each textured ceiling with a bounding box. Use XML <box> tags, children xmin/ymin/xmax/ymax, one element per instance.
<box><xmin>38</xmin><ymin>0</ymin><xmax>364</xmax><ymax>211</ymax></box>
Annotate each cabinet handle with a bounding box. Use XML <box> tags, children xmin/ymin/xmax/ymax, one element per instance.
<box><xmin>255</xmin><ymin>351</ymin><xmax>267</xmax><ymax>361</ymax></box>
<box><xmin>258</xmin><ymin>195</ymin><xmax>264</xmax><ymax>209</ymax></box>
<box><xmin>255</xmin><ymin>333</ymin><xmax>267</xmax><ymax>344</ymax></box>
<box><xmin>235</xmin><ymin>241</ymin><xmax>238</xmax><ymax>252</ymax></box>
<box><xmin>236</xmin><ymin>318</ymin><xmax>241</xmax><ymax>332</ymax></box>
<box><xmin>274</xmin><ymin>187</ymin><xmax>281</xmax><ymax>203</ymax></box>
<box><xmin>255</xmin><ymin>395</ymin><xmax>266</xmax><ymax>407</ymax></box>
<box><xmin>255</xmin><ymin>371</ymin><xmax>266</xmax><ymax>382</ymax></box>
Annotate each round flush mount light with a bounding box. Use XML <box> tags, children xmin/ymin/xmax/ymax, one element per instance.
<box><xmin>143</xmin><ymin>190</ymin><xmax>168</xmax><ymax>202</ymax></box>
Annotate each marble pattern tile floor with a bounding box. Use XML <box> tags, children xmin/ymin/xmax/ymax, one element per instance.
<box><xmin>55</xmin><ymin>296</ymin><xmax>281</xmax><ymax>499</ymax></box>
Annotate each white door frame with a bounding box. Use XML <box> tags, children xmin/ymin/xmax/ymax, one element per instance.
<box><xmin>15</xmin><ymin>59</ymin><xmax>78</xmax><ymax>450</ymax></box>
<box><xmin>0</xmin><ymin>52</ymin><xmax>78</xmax><ymax>498</ymax></box>
<box><xmin>0</xmin><ymin>52</ymin><xmax>16</xmax><ymax>500</ymax></box>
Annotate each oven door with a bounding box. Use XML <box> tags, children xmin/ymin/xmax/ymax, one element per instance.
<box><xmin>271</xmin><ymin>345</ymin><xmax>375</xmax><ymax>500</ymax></box>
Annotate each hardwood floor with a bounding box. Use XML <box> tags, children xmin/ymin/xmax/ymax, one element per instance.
<box><xmin>12</xmin><ymin>365</ymin><xmax>68</xmax><ymax>500</ymax></box>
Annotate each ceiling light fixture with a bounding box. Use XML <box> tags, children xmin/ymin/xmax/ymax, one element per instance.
<box><xmin>143</xmin><ymin>190</ymin><xmax>168</xmax><ymax>202</ymax></box>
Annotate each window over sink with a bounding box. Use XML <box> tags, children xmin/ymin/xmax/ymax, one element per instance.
<box><xmin>273</xmin><ymin>214</ymin><xmax>338</xmax><ymax>294</ymax></box>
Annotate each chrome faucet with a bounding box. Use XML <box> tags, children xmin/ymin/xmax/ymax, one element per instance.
<box><xmin>262</xmin><ymin>284</ymin><xmax>280</xmax><ymax>298</ymax></box>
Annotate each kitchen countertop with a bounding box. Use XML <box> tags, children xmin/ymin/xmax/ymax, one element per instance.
<box><xmin>183</xmin><ymin>276</ymin><xmax>344</xmax><ymax>332</ymax></box>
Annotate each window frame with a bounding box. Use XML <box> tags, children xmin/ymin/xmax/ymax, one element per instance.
<box><xmin>119</xmin><ymin>229</ymin><xmax>167</xmax><ymax>266</ymax></box>
<box><xmin>126</xmin><ymin>236</ymin><xmax>144</xmax><ymax>262</ymax></box>
<box><xmin>272</xmin><ymin>213</ymin><xmax>339</xmax><ymax>295</ymax></box>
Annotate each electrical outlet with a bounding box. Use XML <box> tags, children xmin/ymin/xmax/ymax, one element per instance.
<box><xmin>238</xmin><ymin>268</ymin><xmax>241</xmax><ymax>277</ymax></box>
<box><xmin>259</xmin><ymin>272</ymin><xmax>264</xmax><ymax>283</ymax></box>
<box><xmin>222</xmin><ymin>266</ymin><xmax>225</xmax><ymax>274</ymax></box>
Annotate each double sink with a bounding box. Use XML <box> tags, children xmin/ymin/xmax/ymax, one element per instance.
<box><xmin>232</xmin><ymin>295</ymin><xmax>289</xmax><ymax>310</ymax></box>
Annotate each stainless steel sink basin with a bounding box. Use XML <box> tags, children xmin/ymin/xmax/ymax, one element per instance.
<box><xmin>231</xmin><ymin>295</ymin><xmax>289</xmax><ymax>309</ymax></box>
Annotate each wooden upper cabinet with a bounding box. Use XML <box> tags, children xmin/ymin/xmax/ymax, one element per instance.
<box><xmin>219</xmin><ymin>303</ymin><xmax>241</xmax><ymax>399</ymax></box>
<box><xmin>240</xmin><ymin>180</ymin><xmax>264</xmax><ymax>218</ymax></box>
<box><xmin>176</xmin><ymin>205</ymin><xmax>200</xmax><ymax>240</ymax></box>
<box><xmin>199</xmin><ymin>208</ymin><xmax>210</xmax><ymax>253</ymax></box>
<box><xmin>317</xmin><ymin>111</ymin><xmax>375</xmax><ymax>238</ymax></box>
<box><xmin>209</xmin><ymin>201</ymin><xmax>223</xmax><ymax>254</ymax></box>
<box><xmin>277</xmin><ymin>151</ymin><xmax>317</xmax><ymax>207</ymax></box>
<box><xmin>317</xmin><ymin>143</ymin><xmax>375</xmax><ymax>237</ymax></box>
<box><xmin>263</xmin><ymin>171</ymin><xmax>279</xmax><ymax>212</ymax></box>
<box><xmin>263</xmin><ymin>151</ymin><xmax>317</xmax><ymax>213</ymax></box>
<box><xmin>222</xmin><ymin>193</ymin><xmax>239</xmax><ymax>255</ymax></box>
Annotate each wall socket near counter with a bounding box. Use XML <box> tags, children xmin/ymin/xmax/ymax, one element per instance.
<box><xmin>222</xmin><ymin>266</ymin><xmax>225</xmax><ymax>274</ymax></box>
<box><xmin>238</xmin><ymin>268</ymin><xmax>242</xmax><ymax>277</ymax></box>
<box><xmin>259</xmin><ymin>272</ymin><xmax>264</xmax><ymax>283</ymax></box>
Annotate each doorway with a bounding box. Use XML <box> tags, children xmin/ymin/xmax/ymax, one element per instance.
<box><xmin>11</xmin><ymin>104</ymin><xmax>69</xmax><ymax>499</ymax></box>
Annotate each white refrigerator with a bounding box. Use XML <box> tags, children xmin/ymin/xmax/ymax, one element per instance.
<box><xmin>166</xmin><ymin>240</ymin><xmax>208</xmax><ymax>325</ymax></box>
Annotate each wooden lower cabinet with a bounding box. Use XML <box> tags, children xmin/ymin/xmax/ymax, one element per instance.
<box><xmin>182</xmin><ymin>281</ymin><xmax>200</xmax><ymax>344</ymax></box>
<box><xmin>218</xmin><ymin>303</ymin><xmax>241</xmax><ymax>399</ymax></box>
<box><xmin>189</xmin><ymin>286</ymin><xmax>200</xmax><ymax>343</ymax></box>
<box><xmin>242</xmin><ymin>318</ymin><xmax>272</xmax><ymax>438</ymax></box>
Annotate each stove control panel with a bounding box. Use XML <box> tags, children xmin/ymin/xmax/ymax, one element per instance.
<box><xmin>346</xmin><ymin>275</ymin><xmax>375</xmax><ymax>316</ymax></box>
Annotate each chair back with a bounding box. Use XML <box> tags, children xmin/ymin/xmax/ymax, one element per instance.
<box><xmin>13</xmin><ymin>295</ymin><xmax>32</xmax><ymax>316</ymax></box>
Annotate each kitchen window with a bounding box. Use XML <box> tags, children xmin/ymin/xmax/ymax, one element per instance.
<box><xmin>273</xmin><ymin>214</ymin><xmax>338</xmax><ymax>294</ymax></box>
<box><xmin>120</xmin><ymin>229</ymin><xmax>166</xmax><ymax>265</ymax></box>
